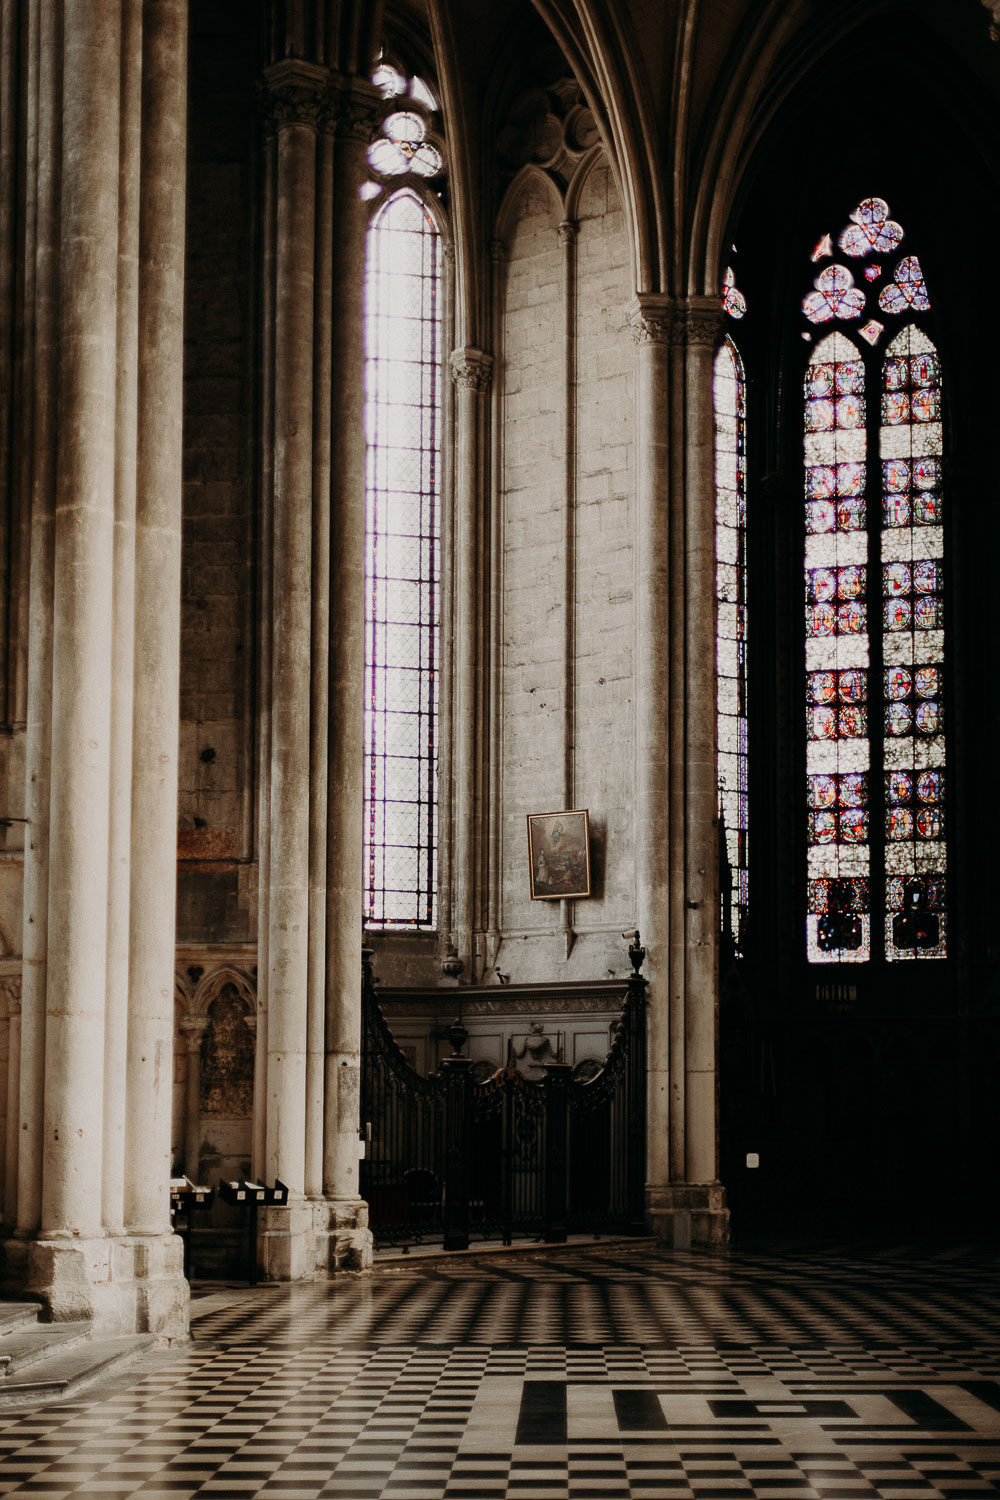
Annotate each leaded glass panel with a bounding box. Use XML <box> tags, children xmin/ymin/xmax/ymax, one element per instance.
<box><xmin>801</xmin><ymin>196</ymin><xmax>947</xmax><ymax>965</ymax></box>
<box><xmin>714</xmin><ymin>337</ymin><xmax>748</xmax><ymax>954</ymax></box>
<box><xmin>364</xmin><ymin>188</ymin><xmax>442</xmax><ymax>927</ymax></box>
<box><xmin>804</xmin><ymin>333</ymin><xmax>871</xmax><ymax>963</ymax></box>
<box><xmin>880</xmin><ymin>324</ymin><xmax>946</xmax><ymax>959</ymax></box>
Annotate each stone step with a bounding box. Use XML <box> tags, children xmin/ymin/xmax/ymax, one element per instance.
<box><xmin>0</xmin><ymin>1334</ymin><xmax>156</xmax><ymax>1409</ymax></box>
<box><xmin>0</xmin><ymin>1322</ymin><xmax>93</xmax><ymax>1377</ymax></box>
<box><xmin>0</xmin><ymin>1303</ymin><xmax>42</xmax><ymax>1340</ymax></box>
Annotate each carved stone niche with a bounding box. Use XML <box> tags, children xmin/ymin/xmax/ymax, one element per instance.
<box><xmin>200</xmin><ymin>983</ymin><xmax>254</xmax><ymax>1119</ymax></box>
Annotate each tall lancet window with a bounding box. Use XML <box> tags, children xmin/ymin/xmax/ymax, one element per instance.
<box><xmin>802</xmin><ymin>196</ymin><xmax>945</xmax><ymax>963</ymax></box>
<box><xmin>715</xmin><ymin>325</ymin><xmax>748</xmax><ymax>955</ymax></box>
<box><xmin>363</xmin><ymin>65</ymin><xmax>445</xmax><ymax>927</ymax></box>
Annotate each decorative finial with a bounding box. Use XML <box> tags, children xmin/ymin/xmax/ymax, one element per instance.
<box><xmin>622</xmin><ymin>930</ymin><xmax>645</xmax><ymax>975</ymax></box>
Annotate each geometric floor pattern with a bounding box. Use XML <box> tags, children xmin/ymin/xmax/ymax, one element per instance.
<box><xmin>2</xmin><ymin>1242</ymin><xmax>1000</xmax><ymax>1498</ymax></box>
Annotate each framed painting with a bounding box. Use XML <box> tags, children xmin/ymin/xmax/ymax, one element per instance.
<box><xmin>527</xmin><ymin>809</ymin><xmax>591</xmax><ymax>900</ymax></box>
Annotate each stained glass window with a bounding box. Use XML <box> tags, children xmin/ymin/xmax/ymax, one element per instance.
<box><xmin>880</xmin><ymin>324</ymin><xmax>946</xmax><ymax>959</ymax></box>
<box><xmin>368</xmin><ymin>69</ymin><xmax>443</xmax><ymax>180</ymax></box>
<box><xmin>722</xmin><ymin>266</ymin><xmax>747</xmax><ymax>320</ymax></box>
<box><xmin>715</xmin><ymin>337</ymin><xmax>748</xmax><ymax>954</ymax></box>
<box><xmin>804</xmin><ymin>331</ymin><xmax>871</xmax><ymax>964</ymax></box>
<box><xmin>363</xmin><ymin>187</ymin><xmax>442</xmax><ymax>927</ymax></box>
<box><xmin>801</xmin><ymin>196</ymin><xmax>946</xmax><ymax>963</ymax></box>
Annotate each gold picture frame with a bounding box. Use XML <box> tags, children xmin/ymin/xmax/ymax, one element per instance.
<box><xmin>527</xmin><ymin>809</ymin><xmax>591</xmax><ymax>900</ymax></box>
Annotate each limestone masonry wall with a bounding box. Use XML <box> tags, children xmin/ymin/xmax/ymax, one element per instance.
<box><xmin>177</xmin><ymin>13</ymin><xmax>257</xmax><ymax>945</ymax></box>
<box><xmin>496</xmin><ymin>158</ymin><xmax>636</xmax><ymax>983</ymax></box>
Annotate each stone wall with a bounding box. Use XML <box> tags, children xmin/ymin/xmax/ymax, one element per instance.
<box><xmin>495</xmin><ymin>156</ymin><xmax>635</xmax><ymax>983</ymax></box>
<box><xmin>571</xmin><ymin>162</ymin><xmax>636</xmax><ymax>930</ymax></box>
<box><xmin>499</xmin><ymin>174</ymin><xmax>567</xmax><ymax>939</ymax></box>
<box><xmin>177</xmin><ymin>7</ymin><xmax>258</xmax><ymax>945</ymax></box>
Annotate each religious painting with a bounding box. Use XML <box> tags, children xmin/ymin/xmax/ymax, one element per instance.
<box><xmin>527</xmin><ymin>809</ymin><xmax>591</xmax><ymax>900</ymax></box>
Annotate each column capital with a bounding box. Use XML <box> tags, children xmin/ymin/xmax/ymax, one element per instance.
<box><xmin>983</xmin><ymin>0</ymin><xmax>1000</xmax><ymax>40</ymax></box>
<box><xmin>627</xmin><ymin>294</ymin><xmax>677</xmax><ymax>346</ymax></box>
<box><xmin>258</xmin><ymin>59</ymin><xmax>334</xmax><ymax>136</ymax></box>
<box><xmin>330</xmin><ymin>74</ymin><xmax>383</xmax><ymax>144</ymax></box>
<box><xmin>0</xmin><ymin>975</ymin><xmax>21</xmax><ymax>1016</ymax></box>
<box><xmin>179</xmin><ymin>1014</ymin><xmax>210</xmax><ymax>1050</ymax></box>
<box><xmin>557</xmin><ymin>220</ymin><xmax>578</xmax><ymax>243</ymax></box>
<box><xmin>680</xmin><ymin>296</ymin><xmax>725</xmax><ymax>348</ymax></box>
<box><xmin>627</xmin><ymin>294</ymin><xmax>724</xmax><ymax>348</ymax></box>
<box><xmin>490</xmin><ymin>238</ymin><xmax>507</xmax><ymax>265</ymax></box>
<box><xmin>450</xmin><ymin>347</ymin><xmax>494</xmax><ymax>392</ymax></box>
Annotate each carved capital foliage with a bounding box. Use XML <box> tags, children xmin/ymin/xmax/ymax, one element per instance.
<box><xmin>331</xmin><ymin>76</ymin><xmax>383</xmax><ymax>144</ymax></box>
<box><xmin>258</xmin><ymin>60</ymin><xmax>334</xmax><ymax>136</ymax></box>
<box><xmin>450</xmin><ymin>347</ymin><xmax>494</xmax><ymax>392</ymax></box>
<box><xmin>0</xmin><ymin>974</ymin><xmax>21</xmax><ymax>1016</ymax></box>
<box><xmin>983</xmin><ymin>0</ymin><xmax>1000</xmax><ymax>40</ymax></box>
<box><xmin>681</xmin><ymin>297</ymin><xmax>725</xmax><ymax>348</ymax></box>
<box><xmin>627</xmin><ymin>295</ymin><xmax>676</xmax><ymax>346</ymax></box>
<box><xmin>179</xmin><ymin>1014</ymin><xmax>211</xmax><ymax>1049</ymax></box>
<box><xmin>557</xmin><ymin>219</ymin><xmax>578</xmax><ymax>243</ymax></box>
<box><xmin>626</xmin><ymin>295</ymin><xmax>724</xmax><ymax>349</ymax></box>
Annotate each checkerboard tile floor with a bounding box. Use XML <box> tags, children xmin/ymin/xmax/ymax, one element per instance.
<box><xmin>2</xmin><ymin>1243</ymin><xmax>1000</xmax><ymax>1498</ymax></box>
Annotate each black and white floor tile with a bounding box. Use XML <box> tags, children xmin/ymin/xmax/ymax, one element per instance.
<box><xmin>2</xmin><ymin>1242</ymin><xmax>1000</xmax><ymax>1498</ymax></box>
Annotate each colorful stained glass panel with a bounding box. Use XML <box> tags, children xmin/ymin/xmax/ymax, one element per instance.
<box><xmin>715</xmin><ymin>338</ymin><xmax>749</xmax><ymax>955</ymax></box>
<box><xmin>880</xmin><ymin>324</ymin><xmax>946</xmax><ymax>960</ymax></box>
<box><xmin>838</xmin><ymin>197</ymin><xmax>904</xmax><ymax>257</ymax></box>
<box><xmin>716</xmin><ymin>340</ymin><xmax>746</xmax><ymax>954</ymax></box>
<box><xmin>804</xmin><ymin>332</ymin><xmax>870</xmax><ymax>964</ymax></box>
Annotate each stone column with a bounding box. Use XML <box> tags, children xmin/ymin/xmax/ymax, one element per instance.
<box><xmin>0</xmin><ymin>0</ymin><xmax>16</xmax><ymax>710</ymax></box>
<box><xmin>2</xmin><ymin>980</ymin><xmax>20</xmax><ymax>1226</ymax></box>
<box><xmin>15</xmin><ymin>0</ymin><xmax>60</xmax><ymax>1242</ymax></box>
<box><xmin>306</xmin><ymin>120</ymin><xmax>334</xmax><ymax>1204</ymax></box>
<box><xmin>36</xmin><ymin>3</ymin><xmax>120</xmax><ymax>1310</ymax></box>
<box><xmin>484</xmin><ymin>241</ymin><xmax>506</xmax><ymax>966</ymax></box>
<box><xmin>252</xmin><ymin>121</ymin><xmax>276</xmax><ymax>1187</ymax></box>
<box><xmin>558</xmin><ymin>219</ymin><xmax>577</xmax><ymax>958</ymax></box>
<box><xmin>257</xmin><ymin>59</ymin><xmax>326</xmax><ymax>1280</ymax></box>
<box><xmin>631</xmin><ymin>293</ymin><xmax>729</xmax><ymax>1248</ymax></box>
<box><xmin>178</xmin><ymin>1016</ymin><xmax>210</xmax><ymax>1180</ymax></box>
<box><xmin>121</xmin><ymin>0</ymin><xmax>190</xmax><ymax>1342</ymax></box>
<box><xmin>10</xmin><ymin>0</ymin><xmax>39</xmax><ymax>733</ymax></box>
<box><xmin>627</xmin><ymin>295</ymin><xmax>674</xmax><ymax>1237</ymax></box>
<box><xmin>449</xmin><ymin>347</ymin><xmax>493</xmax><ymax>973</ymax></box>
<box><xmin>681</xmin><ymin>299</ymin><xmax>725</xmax><ymax>1206</ymax></box>
<box><xmin>103</xmin><ymin>0</ymin><xmax>141</xmax><ymax>1240</ymax></box>
<box><xmin>320</xmin><ymin>76</ymin><xmax>380</xmax><ymax>1274</ymax></box>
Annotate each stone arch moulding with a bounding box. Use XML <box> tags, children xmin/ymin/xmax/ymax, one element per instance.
<box><xmin>675</xmin><ymin>0</ymin><xmax>825</xmax><ymax>295</ymax></box>
<box><xmin>494</xmin><ymin>162</ymin><xmax>568</xmax><ymax>249</ymax></box>
<box><xmin>563</xmin><ymin>141</ymin><xmax>615</xmax><ymax>224</ymax></box>
<box><xmin>529</xmin><ymin>0</ymin><xmax>664</xmax><ymax>293</ymax></box>
<box><xmin>174</xmin><ymin>972</ymin><xmax>194</xmax><ymax>1018</ymax></box>
<box><xmin>191</xmin><ymin>965</ymin><xmax>256</xmax><ymax>1021</ymax></box>
<box><xmin>364</xmin><ymin>178</ymin><xmax>452</xmax><ymax>250</ymax></box>
<box><xmin>686</xmin><ymin>0</ymin><xmax>976</xmax><ymax>295</ymax></box>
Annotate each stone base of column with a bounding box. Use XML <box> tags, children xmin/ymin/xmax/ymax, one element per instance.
<box><xmin>257</xmin><ymin>1203</ymin><xmax>316</xmax><ymax>1281</ymax></box>
<box><xmin>647</xmin><ymin>1184</ymin><xmax>730</xmax><ymax>1248</ymax></box>
<box><xmin>0</xmin><ymin>1231</ymin><xmax>189</xmax><ymax>1338</ymax></box>
<box><xmin>312</xmin><ymin>1198</ymin><xmax>372</xmax><ymax>1275</ymax></box>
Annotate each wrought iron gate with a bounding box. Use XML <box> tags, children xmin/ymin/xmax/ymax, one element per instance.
<box><xmin>360</xmin><ymin>943</ymin><xmax>648</xmax><ymax>1248</ymax></box>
